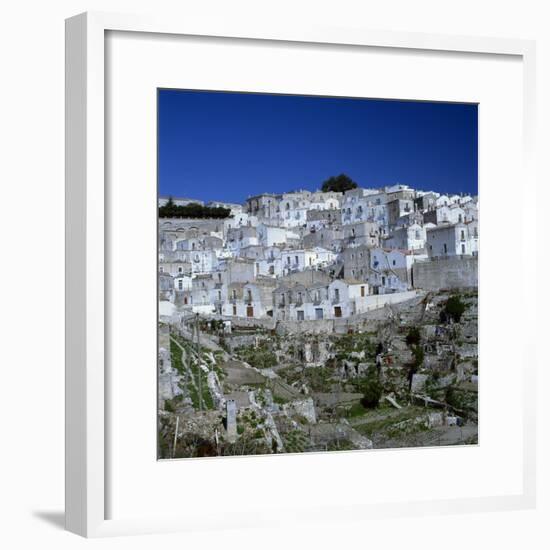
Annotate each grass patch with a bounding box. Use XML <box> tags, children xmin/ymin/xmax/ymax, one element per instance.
<box><xmin>170</xmin><ymin>335</ymin><xmax>214</xmax><ymax>410</ymax></box>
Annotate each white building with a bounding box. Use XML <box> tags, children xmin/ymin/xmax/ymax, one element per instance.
<box><xmin>369</xmin><ymin>248</ymin><xmax>427</xmax><ymax>294</ymax></box>
<box><xmin>226</xmin><ymin>226</ymin><xmax>259</xmax><ymax>254</ymax></box>
<box><xmin>281</xmin><ymin>247</ymin><xmax>336</xmax><ymax>275</ymax></box>
<box><xmin>426</xmin><ymin>223</ymin><xmax>472</xmax><ymax>257</ymax></box>
<box><xmin>341</xmin><ymin>188</ymin><xmax>388</xmax><ymax>227</ymax></box>
<box><xmin>384</xmin><ymin>223</ymin><xmax>426</xmax><ymax>251</ymax></box>
<box><xmin>424</xmin><ymin>204</ymin><xmax>466</xmax><ymax>225</ymax></box>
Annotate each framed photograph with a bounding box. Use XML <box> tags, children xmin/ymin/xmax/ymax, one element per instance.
<box><xmin>66</xmin><ymin>11</ymin><xmax>537</xmax><ymax>537</ymax></box>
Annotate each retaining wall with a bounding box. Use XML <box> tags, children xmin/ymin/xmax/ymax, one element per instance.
<box><xmin>412</xmin><ymin>256</ymin><xmax>478</xmax><ymax>291</ymax></box>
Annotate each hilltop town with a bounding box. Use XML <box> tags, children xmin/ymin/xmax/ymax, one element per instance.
<box><xmin>158</xmin><ymin>181</ymin><xmax>479</xmax><ymax>458</ymax></box>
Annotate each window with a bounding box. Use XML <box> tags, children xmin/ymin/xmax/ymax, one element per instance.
<box><xmin>297</xmin><ymin>311</ymin><xmax>305</xmax><ymax>321</ymax></box>
<box><xmin>159</xmin><ymin>266</ymin><xmax>164</xmax><ymax>273</ymax></box>
<box><xmin>334</xmin><ymin>288</ymin><xmax>340</xmax><ymax>302</ymax></box>
<box><xmin>392</xmin><ymin>260</ymin><xmax>396</xmax><ymax>266</ymax></box>
<box><xmin>178</xmin><ymin>266</ymin><xmax>183</xmax><ymax>273</ymax></box>
<box><xmin>287</xmin><ymin>256</ymin><xmax>291</xmax><ymax>265</ymax></box>
<box><xmin>295</xmin><ymin>256</ymin><xmax>299</xmax><ymax>264</ymax></box>
<box><xmin>460</xmin><ymin>230</ymin><xmax>465</xmax><ymax>241</ymax></box>
<box><xmin>461</xmin><ymin>244</ymin><xmax>466</xmax><ymax>254</ymax></box>
<box><xmin>178</xmin><ymin>280</ymin><xmax>183</xmax><ymax>290</ymax></box>
<box><xmin>444</xmin><ymin>243</ymin><xmax>448</xmax><ymax>254</ymax></box>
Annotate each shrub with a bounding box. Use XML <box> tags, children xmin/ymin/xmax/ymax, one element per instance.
<box><xmin>441</xmin><ymin>295</ymin><xmax>467</xmax><ymax>323</ymax></box>
<box><xmin>412</xmin><ymin>345</ymin><xmax>425</xmax><ymax>368</ymax></box>
<box><xmin>406</xmin><ymin>327</ymin><xmax>421</xmax><ymax>347</ymax></box>
<box><xmin>359</xmin><ymin>376</ymin><xmax>383</xmax><ymax>409</ymax></box>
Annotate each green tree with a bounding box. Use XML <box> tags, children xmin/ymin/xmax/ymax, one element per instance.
<box><xmin>159</xmin><ymin>201</ymin><xmax>231</xmax><ymax>219</ymax></box>
<box><xmin>359</xmin><ymin>374</ymin><xmax>383</xmax><ymax>409</ymax></box>
<box><xmin>441</xmin><ymin>295</ymin><xmax>467</xmax><ymax>323</ymax></box>
<box><xmin>321</xmin><ymin>173</ymin><xmax>358</xmax><ymax>193</ymax></box>
<box><xmin>405</xmin><ymin>326</ymin><xmax>421</xmax><ymax>347</ymax></box>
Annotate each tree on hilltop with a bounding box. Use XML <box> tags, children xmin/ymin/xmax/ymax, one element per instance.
<box><xmin>321</xmin><ymin>173</ymin><xmax>358</xmax><ymax>193</ymax></box>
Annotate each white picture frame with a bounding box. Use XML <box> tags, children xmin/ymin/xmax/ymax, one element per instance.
<box><xmin>65</xmin><ymin>11</ymin><xmax>537</xmax><ymax>538</ymax></box>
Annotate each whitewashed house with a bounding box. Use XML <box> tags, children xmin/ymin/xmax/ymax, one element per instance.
<box><xmin>226</xmin><ymin>226</ymin><xmax>259</xmax><ymax>255</ymax></box>
<box><xmin>426</xmin><ymin>223</ymin><xmax>472</xmax><ymax>257</ymax></box>
<box><xmin>255</xmin><ymin>246</ymin><xmax>284</xmax><ymax>278</ymax></box>
<box><xmin>462</xmin><ymin>201</ymin><xmax>479</xmax><ymax>222</ymax></box>
<box><xmin>369</xmin><ymin>248</ymin><xmax>427</xmax><ymax>294</ymax></box>
<box><xmin>466</xmin><ymin>220</ymin><xmax>479</xmax><ymax>256</ymax></box>
<box><xmin>342</xmin><ymin>221</ymin><xmax>381</xmax><ymax>248</ymax></box>
<box><xmin>223</xmin><ymin>212</ymin><xmax>258</xmax><ymax>231</ymax></box>
<box><xmin>223</xmin><ymin>278</ymin><xmax>276</xmax><ymax>318</ymax></box>
<box><xmin>384</xmin><ymin>223</ymin><xmax>426</xmax><ymax>251</ymax></box>
<box><xmin>423</xmin><ymin>204</ymin><xmax>466</xmax><ymax>226</ymax></box>
<box><xmin>341</xmin><ymin>188</ymin><xmax>388</xmax><ymax>227</ymax></box>
<box><xmin>281</xmin><ymin>247</ymin><xmax>336</xmax><ymax>275</ymax></box>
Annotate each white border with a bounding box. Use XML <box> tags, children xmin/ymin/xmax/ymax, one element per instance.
<box><xmin>65</xmin><ymin>11</ymin><xmax>537</xmax><ymax>537</ymax></box>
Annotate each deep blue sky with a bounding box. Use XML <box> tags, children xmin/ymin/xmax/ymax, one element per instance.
<box><xmin>158</xmin><ymin>89</ymin><xmax>478</xmax><ymax>203</ymax></box>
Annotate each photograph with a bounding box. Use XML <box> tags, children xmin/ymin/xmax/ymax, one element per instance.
<box><xmin>157</xmin><ymin>90</ymin><xmax>479</xmax><ymax>459</ymax></box>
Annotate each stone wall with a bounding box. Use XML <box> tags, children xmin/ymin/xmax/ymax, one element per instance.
<box><xmin>412</xmin><ymin>256</ymin><xmax>478</xmax><ymax>291</ymax></box>
<box><xmin>276</xmin><ymin>319</ymin><xmax>335</xmax><ymax>335</ymax></box>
